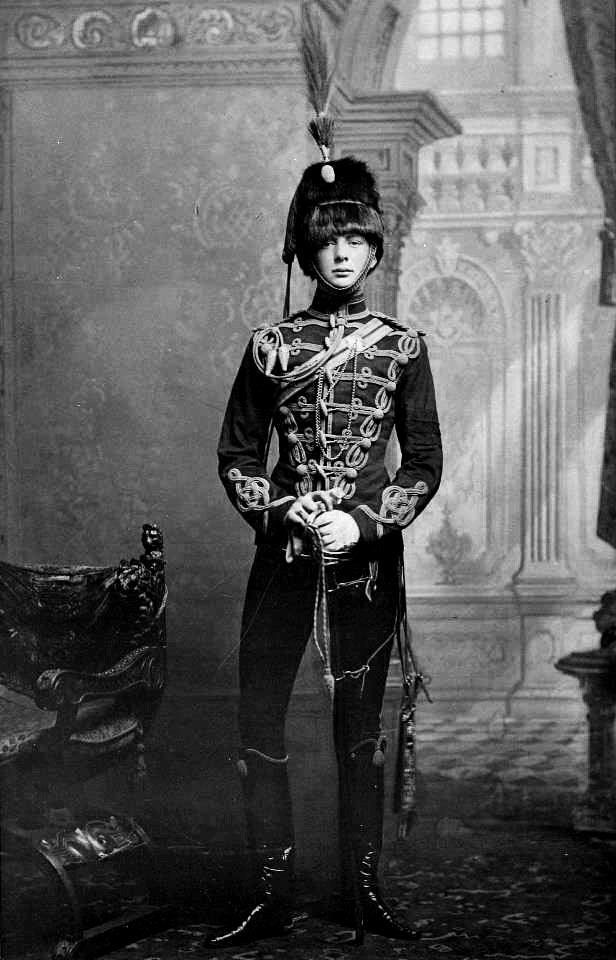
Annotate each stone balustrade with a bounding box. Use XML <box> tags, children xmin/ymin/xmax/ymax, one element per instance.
<box><xmin>418</xmin><ymin>121</ymin><xmax>603</xmax><ymax>218</ymax></box>
<box><xmin>420</xmin><ymin>132</ymin><xmax>519</xmax><ymax>215</ymax></box>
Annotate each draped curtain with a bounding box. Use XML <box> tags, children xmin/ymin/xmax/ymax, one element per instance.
<box><xmin>559</xmin><ymin>1</ymin><xmax>616</xmax><ymax>544</ymax></box>
<box><xmin>560</xmin><ymin>0</ymin><xmax>615</xmax><ymax>306</ymax></box>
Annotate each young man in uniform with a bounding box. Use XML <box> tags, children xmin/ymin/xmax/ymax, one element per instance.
<box><xmin>214</xmin><ymin>154</ymin><xmax>442</xmax><ymax>947</ymax></box>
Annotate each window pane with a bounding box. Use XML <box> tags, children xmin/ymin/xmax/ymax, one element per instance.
<box><xmin>419</xmin><ymin>12</ymin><xmax>439</xmax><ymax>32</ymax></box>
<box><xmin>418</xmin><ymin>37</ymin><xmax>439</xmax><ymax>60</ymax></box>
<box><xmin>419</xmin><ymin>0</ymin><xmax>437</xmax><ymax>8</ymax></box>
<box><xmin>484</xmin><ymin>9</ymin><xmax>504</xmax><ymax>30</ymax></box>
<box><xmin>462</xmin><ymin>33</ymin><xmax>481</xmax><ymax>57</ymax></box>
<box><xmin>462</xmin><ymin>10</ymin><xmax>481</xmax><ymax>30</ymax></box>
<box><xmin>442</xmin><ymin>34</ymin><xmax>460</xmax><ymax>57</ymax></box>
<box><xmin>441</xmin><ymin>11</ymin><xmax>461</xmax><ymax>32</ymax></box>
<box><xmin>484</xmin><ymin>32</ymin><xmax>504</xmax><ymax>56</ymax></box>
<box><xmin>485</xmin><ymin>0</ymin><xmax>504</xmax><ymax>6</ymax></box>
<box><xmin>441</xmin><ymin>0</ymin><xmax>459</xmax><ymax>9</ymax></box>
<box><xmin>462</xmin><ymin>0</ymin><xmax>481</xmax><ymax>7</ymax></box>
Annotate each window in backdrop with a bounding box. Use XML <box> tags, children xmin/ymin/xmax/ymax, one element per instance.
<box><xmin>417</xmin><ymin>0</ymin><xmax>505</xmax><ymax>62</ymax></box>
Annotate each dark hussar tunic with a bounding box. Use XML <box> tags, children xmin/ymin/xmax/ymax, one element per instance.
<box><xmin>218</xmin><ymin>293</ymin><xmax>442</xmax><ymax>770</ymax></box>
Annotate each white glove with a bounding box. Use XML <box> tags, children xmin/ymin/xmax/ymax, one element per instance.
<box><xmin>284</xmin><ymin>490</ymin><xmax>344</xmax><ymax>561</ymax></box>
<box><xmin>312</xmin><ymin>510</ymin><xmax>360</xmax><ymax>553</ymax></box>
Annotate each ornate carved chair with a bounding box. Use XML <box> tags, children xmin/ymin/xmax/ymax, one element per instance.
<box><xmin>0</xmin><ymin>524</ymin><xmax>171</xmax><ymax>959</ymax></box>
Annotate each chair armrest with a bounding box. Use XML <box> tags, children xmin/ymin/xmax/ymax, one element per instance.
<box><xmin>35</xmin><ymin>645</ymin><xmax>165</xmax><ymax>710</ymax></box>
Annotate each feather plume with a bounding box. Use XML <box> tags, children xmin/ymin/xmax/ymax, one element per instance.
<box><xmin>301</xmin><ymin>3</ymin><xmax>336</xmax><ymax>157</ymax></box>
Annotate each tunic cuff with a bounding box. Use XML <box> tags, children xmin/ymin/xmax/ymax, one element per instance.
<box><xmin>351</xmin><ymin>505</ymin><xmax>384</xmax><ymax>544</ymax></box>
<box><xmin>262</xmin><ymin>497</ymin><xmax>295</xmax><ymax>538</ymax></box>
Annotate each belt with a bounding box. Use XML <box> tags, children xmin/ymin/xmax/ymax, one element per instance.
<box><xmin>265</xmin><ymin>542</ymin><xmax>374</xmax><ymax>592</ymax></box>
<box><xmin>322</xmin><ymin>552</ymin><xmax>375</xmax><ymax>593</ymax></box>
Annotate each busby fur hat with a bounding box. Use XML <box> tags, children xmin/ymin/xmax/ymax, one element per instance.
<box><xmin>280</xmin><ymin>4</ymin><xmax>384</xmax><ymax>314</ymax></box>
<box><xmin>282</xmin><ymin>156</ymin><xmax>384</xmax><ymax>277</ymax></box>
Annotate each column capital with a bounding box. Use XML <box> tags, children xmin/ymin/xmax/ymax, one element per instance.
<box><xmin>512</xmin><ymin>219</ymin><xmax>584</xmax><ymax>288</ymax></box>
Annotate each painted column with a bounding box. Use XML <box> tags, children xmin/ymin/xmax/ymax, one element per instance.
<box><xmin>511</xmin><ymin>220</ymin><xmax>585</xmax><ymax>715</ymax></box>
<box><xmin>514</xmin><ymin>219</ymin><xmax>582</xmax><ymax>590</ymax></box>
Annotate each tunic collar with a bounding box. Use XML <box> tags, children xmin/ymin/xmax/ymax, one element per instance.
<box><xmin>307</xmin><ymin>289</ymin><xmax>370</xmax><ymax>322</ymax></box>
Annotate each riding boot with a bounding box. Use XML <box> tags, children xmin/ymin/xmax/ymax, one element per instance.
<box><xmin>206</xmin><ymin>750</ymin><xmax>295</xmax><ymax>947</ymax></box>
<box><xmin>341</xmin><ymin>739</ymin><xmax>420</xmax><ymax>940</ymax></box>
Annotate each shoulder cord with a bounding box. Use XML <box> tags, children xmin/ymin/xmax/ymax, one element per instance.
<box><xmin>253</xmin><ymin>314</ymin><xmax>347</xmax><ymax>383</ymax></box>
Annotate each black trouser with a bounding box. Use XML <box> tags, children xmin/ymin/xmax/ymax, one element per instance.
<box><xmin>237</xmin><ymin>542</ymin><xmax>400</xmax><ymax>849</ymax></box>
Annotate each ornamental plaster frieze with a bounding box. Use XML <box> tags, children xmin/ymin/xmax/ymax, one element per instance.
<box><xmin>6</xmin><ymin>3</ymin><xmax>300</xmax><ymax>57</ymax></box>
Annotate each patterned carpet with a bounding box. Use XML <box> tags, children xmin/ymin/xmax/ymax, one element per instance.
<box><xmin>103</xmin><ymin>811</ymin><xmax>615</xmax><ymax>960</ymax></box>
<box><xmin>3</xmin><ymin>716</ymin><xmax>614</xmax><ymax>959</ymax></box>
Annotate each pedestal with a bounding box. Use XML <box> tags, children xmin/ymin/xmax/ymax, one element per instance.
<box><xmin>555</xmin><ymin>649</ymin><xmax>616</xmax><ymax>834</ymax></box>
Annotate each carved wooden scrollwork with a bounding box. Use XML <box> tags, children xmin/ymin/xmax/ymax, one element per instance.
<box><xmin>37</xmin><ymin>814</ymin><xmax>149</xmax><ymax>868</ymax></box>
<box><xmin>36</xmin><ymin>645</ymin><xmax>165</xmax><ymax>708</ymax></box>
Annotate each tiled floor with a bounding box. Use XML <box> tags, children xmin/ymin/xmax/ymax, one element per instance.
<box><xmin>412</xmin><ymin>716</ymin><xmax>588</xmax><ymax>826</ymax></box>
<box><xmin>417</xmin><ymin>717</ymin><xmax>587</xmax><ymax>790</ymax></box>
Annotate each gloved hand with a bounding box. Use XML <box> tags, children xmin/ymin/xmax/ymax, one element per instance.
<box><xmin>284</xmin><ymin>490</ymin><xmax>343</xmax><ymax>561</ymax></box>
<box><xmin>312</xmin><ymin>510</ymin><xmax>360</xmax><ymax>553</ymax></box>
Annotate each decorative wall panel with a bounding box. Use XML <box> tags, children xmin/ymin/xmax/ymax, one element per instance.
<box><xmin>11</xmin><ymin>80</ymin><xmax>307</xmax><ymax>686</ymax></box>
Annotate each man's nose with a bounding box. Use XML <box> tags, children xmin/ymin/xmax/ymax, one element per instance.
<box><xmin>334</xmin><ymin>240</ymin><xmax>349</xmax><ymax>260</ymax></box>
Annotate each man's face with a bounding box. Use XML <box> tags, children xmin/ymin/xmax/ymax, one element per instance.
<box><xmin>314</xmin><ymin>233</ymin><xmax>372</xmax><ymax>289</ymax></box>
